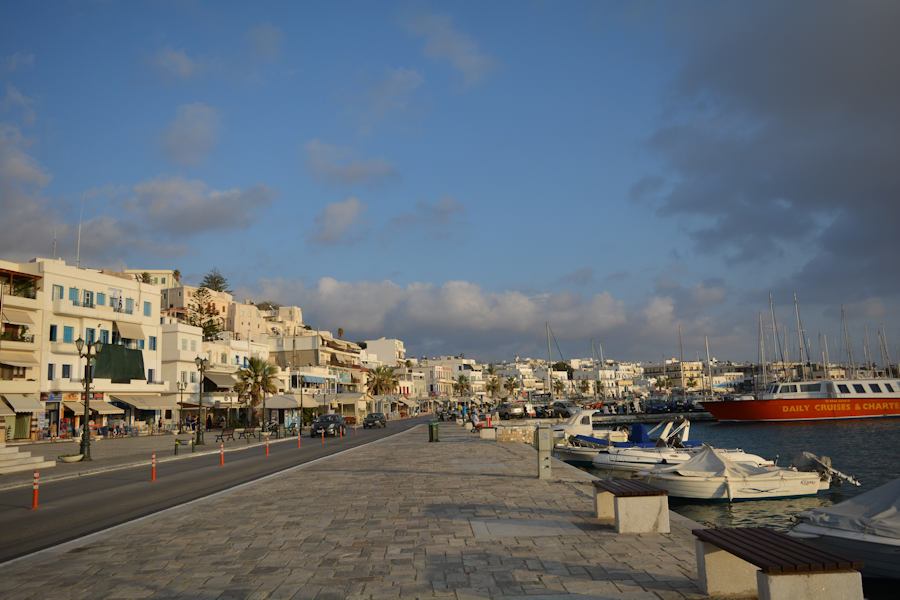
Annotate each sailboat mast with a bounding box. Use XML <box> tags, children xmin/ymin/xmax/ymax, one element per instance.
<box><xmin>678</xmin><ymin>325</ymin><xmax>685</xmax><ymax>402</ymax></box>
<box><xmin>758</xmin><ymin>313</ymin><xmax>767</xmax><ymax>394</ymax></box>
<box><xmin>769</xmin><ymin>293</ymin><xmax>785</xmax><ymax>380</ymax></box>
<box><xmin>546</xmin><ymin>322</ymin><xmax>552</xmax><ymax>401</ymax></box>
<box><xmin>794</xmin><ymin>293</ymin><xmax>805</xmax><ymax>380</ymax></box>
<box><xmin>823</xmin><ymin>333</ymin><xmax>831</xmax><ymax>377</ymax></box>
<box><xmin>842</xmin><ymin>306</ymin><xmax>855</xmax><ymax>379</ymax></box>
<box><xmin>705</xmin><ymin>335</ymin><xmax>712</xmax><ymax>401</ymax></box>
<box><xmin>863</xmin><ymin>325</ymin><xmax>872</xmax><ymax>376</ymax></box>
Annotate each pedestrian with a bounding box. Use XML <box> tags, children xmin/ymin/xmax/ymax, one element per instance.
<box><xmin>206</xmin><ymin>414</ymin><xmax>213</xmax><ymax>431</ymax></box>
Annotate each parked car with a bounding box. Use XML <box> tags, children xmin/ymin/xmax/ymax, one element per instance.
<box><xmin>363</xmin><ymin>412</ymin><xmax>387</xmax><ymax>428</ymax></box>
<box><xmin>498</xmin><ymin>402</ymin><xmax>526</xmax><ymax>420</ymax></box>
<box><xmin>551</xmin><ymin>401</ymin><xmax>578</xmax><ymax>418</ymax></box>
<box><xmin>310</xmin><ymin>414</ymin><xmax>346</xmax><ymax>437</ymax></box>
<box><xmin>534</xmin><ymin>404</ymin><xmax>554</xmax><ymax>418</ymax></box>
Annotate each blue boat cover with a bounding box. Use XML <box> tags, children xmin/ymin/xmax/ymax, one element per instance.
<box><xmin>573</xmin><ymin>434</ymin><xmax>612</xmax><ymax>446</ymax></box>
<box><xmin>629</xmin><ymin>424</ymin><xmax>652</xmax><ymax>443</ymax></box>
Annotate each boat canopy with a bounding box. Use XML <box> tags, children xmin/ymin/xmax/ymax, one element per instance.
<box><xmin>652</xmin><ymin>445</ymin><xmax>773</xmax><ymax>478</ymax></box>
<box><xmin>797</xmin><ymin>477</ymin><xmax>900</xmax><ymax>539</ymax></box>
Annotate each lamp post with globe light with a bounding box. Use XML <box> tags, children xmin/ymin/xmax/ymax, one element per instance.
<box><xmin>176</xmin><ymin>380</ymin><xmax>187</xmax><ymax>433</ymax></box>
<box><xmin>75</xmin><ymin>328</ymin><xmax>103</xmax><ymax>461</ymax></box>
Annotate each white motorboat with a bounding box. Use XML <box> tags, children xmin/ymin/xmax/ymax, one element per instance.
<box><xmin>551</xmin><ymin>409</ymin><xmax>629</xmax><ymax>439</ymax></box>
<box><xmin>592</xmin><ymin>444</ymin><xmax>772</xmax><ymax>475</ymax></box>
<box><xmin>789</xmin><ymin>477</ymin><xmax>900</xmax><ymax>579</ymax></box>
<box><xmin>640</xmin><ymin>446</ymin><xmax>828</xmax><ymax>501</ymax></box>
<box><xmin>554</xmin><ymin>416</ymin><xmax>690</xmax><ymax>467</ymax></box>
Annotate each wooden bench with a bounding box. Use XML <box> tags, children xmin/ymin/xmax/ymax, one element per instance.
<box><xmin>237</xmin><ymin>428</ymin><xmax>259</xmax><ymax>441</ymax></box>
<box><xmin>693</xmin><ymin>527</ymin><xmax>863</xmax><ymax>600</ymax></box>
<box><xmin>592</xmin><ymin>479</ymin><xmax>669</xmax><ymax>534</ymax></box>
<box><xmin>215</xmin><ymin>428</ymin><xmax>235</xmax><ymax>442</ymax></box>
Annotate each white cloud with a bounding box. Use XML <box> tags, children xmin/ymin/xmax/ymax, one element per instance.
<box><xmin>406</xmin><ymin>13</ymin><xmax>494</xmax><ymax>85</ymax></box>
<box><xmin>2</xmin><ymin>84</ymin><xmax>36</xmax><ymax>125</ymax></box>
<box><xmin>304</xmin><ymin>140</ymin><xmax>396</xmax><ymax>185</ymax></box>
<box><xmin>310</xmin><ymin>197</ymin><xmax>366</xmax><ymax>245</ymax></box>
<box><xmin>161</xmin><ymin>103</ymin><xmax>220</xmax><ymax>166</ymax></box>
<box><xmin>246</xmin><ymin>23</ymin><xmax>283</xmax><ymax>60</ymax></box>
<box><xmin>389</xmin><ymin>197</ymin><xmax>465</xmax><ymax>235</ymax></box>
<box><xmin>128</xmin><ymin>177</ymin><xmax>275</xmax><ymax>236</ymax></box>
<box><xmin>152</xmin><ymin>47</ymin><xmax>199</xmax><ymax>79</ymax></box>
<box><xmin>2</xmin><ymin>52</ymin><xmax>35</xmax><ymax>73</ymax></box>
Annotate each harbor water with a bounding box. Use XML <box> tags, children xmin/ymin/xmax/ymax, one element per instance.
<box><xmin>586</xmin><ymin>418</ymin><xmax>900</xmax><ymax>530</ymax></box>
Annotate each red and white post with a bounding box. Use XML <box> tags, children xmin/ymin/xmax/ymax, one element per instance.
<box><xmin>321</xmin><ymin>430</ymin><xmax>325</xmax><ymax>446</ymax></box>
<box><xmin>265</xmin><ymin>437</ymin><xmax>270</xmax><ymax>457</ymax></box>
<box><xmin>31</xmin><ymin>470</ymin><xmax>39</xmax><ymax>510</ymax></box>
<box><xmin>151</xmin><ymin>452</ymin><xmax>157</xmax><ymax>482</ymax></box>
<box><xmin>219</xmin><ymin>443</ymin><xmax>224</xmax><ymax>466</ymax></box>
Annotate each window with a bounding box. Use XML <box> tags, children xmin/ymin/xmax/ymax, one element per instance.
<box><xmin>52</xmin><ymin>284</ymin><xmax>64</xmax><ymax>300</ymax></box>
<box><xmin>62</xmin><ymin>364</ymin><xmax>71</xmax><ymax>379</ymax></box>
<box><xmin>47</xmin><ymin>363</ymin><xmax>55</xmax><ymax>381</ymax></box>
<box><xmin>870</xmin><ymin>384</ymin><xmax>883</xmax><ymax>393</ymax></box>
<box><xmin>86</xmin><ymin>328</ymin><xmax>95</xmax><ymax>344</ymax></box>
<box><xmin>190</xmin><ymin>340</ymin><xmax>196</xmax><ymax>351</ymax></box>
<box><xmin>180</xmin><ymin>371</ymin><xmax>187</xmax><ymax>383</ymax></box>
<box><xmin>138</xmin><ymin>339</ymin><xmax>145</xmax><ymax>350</ymax></box>
<box><xmin>220</xmin><ymin>353</ymin><xmax>227</xmax><ymax>363</ymax></box>
<box><xmin>83</xmin><ymin>290</ymin><xmax>94</xmax><ymax>308</ymax></box>
<box><xmin>49</xmin><ymin>324</ymin><xmax>58</xmax><ymax>342</ymax></box>
<box><xmin>63</xmin><ymin>326</ymin><xmax>74</xmax><ymax>343</ymax></box>
<box><xmin>161</xmin><ymin>277</ymin><xmax>167</xmax><ymax>285</ymax></box>
<box><xmin>125</xmin><ymin>298</ymin><xmax>134</xmax><ymax>314</ymax></box>
<box><xmin>181</xmin><ymin>339</ymin><xmax>187</xmax><ymax>351</ymax></box>
<box><xmin>68</xmin><ymin>287</ymin><xmax>79</xmax><ymax>304</ymax></box>
<box><xmin>853</xmin><ymin>384</ymin><xmax>866</xmax><ymax>393</ymax></box>
<box><xmin>147</xmin><ymin>368</ymin><xmax>155</xmax><ymax>383</ymax></box>
<box><xmin>143</xmin><ymin>301</ymin><xmax>151</xmax><ymax>317</ymax></box>
<box><xmin>97</xmin><ymin>292</ymin><xmax>106</xmax><ymax>306</ymax></box>
<box><xmin>100</xmin><ymin>329</ymin><xmax>109</xmax><ymax>344</ymax></box>
<box><xmin>837</xmin><ymin>384</ymin><xmax>850</xmax><ymax>393</ymax></box>
<box><xmin>800</xmin><ymin>383</ymin><xmax>821</xmax><ymax>392</ymax></box>
<box><xmin>885</xmin><ymin>383</ymin><xmax>895</xmax><ymax>393</ymax></box>
<box><xmin>780</xmin><ymin>385</ymin><xmax>797</xmax><ymax>393</ymax></box>
<box><xmin>190</xmin><ymin>371</ymin><xmax>197</xmax><ymax>383</ymax></box>
<box><xmin>149</xmin><ymin>336</ymin><xmax>157</xmax><ymax>351</ymax></box>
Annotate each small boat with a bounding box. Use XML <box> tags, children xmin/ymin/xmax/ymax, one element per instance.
<box><xmin>554</xmin><ymin>417</ymin><xmax>687</xmax><ymax>467</ymax></box>
<box><xmin>790</xmin><ymin>477</ymin><xmax>900</xmax><ymax>579</ymax></box>
<box><xmin>640</xmin><ymin>445</ymin><xmax>840</xmax><ymax>501</ymax></box>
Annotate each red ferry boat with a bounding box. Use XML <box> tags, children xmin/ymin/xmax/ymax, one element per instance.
<box><xmin>702</xmin><ymin>379</ymin><xmax>900</xmax><ymax>422</ymax></box>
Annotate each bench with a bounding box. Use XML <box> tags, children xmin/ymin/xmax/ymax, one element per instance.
<box><xmin>215</xmin><ymin>428</ymin><xmax>235</xmax><ymax>442</ymax></box>
<box><xmin>592</xmin><ymin>479</ymin><xmax>669</xmax><ymax>534</ymax></box>
<box><xmin>693</xmin><ymin>527</ymin><xmax>863</xmax><ymax>600</ymax></box>
<box><xmin>237</xmin><ymin>428</ymin><xmax>259</xmax><ymax>441</ymax></box>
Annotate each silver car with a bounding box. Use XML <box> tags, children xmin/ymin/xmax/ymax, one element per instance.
<box><xmin>499</xmin><ymin>402</ymin><xmax>525</xmax><ymax>419</ymax></box>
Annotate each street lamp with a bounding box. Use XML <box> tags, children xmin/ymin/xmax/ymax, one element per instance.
<box><xmin>194</xmin><ymin>356</ymin><xmax>209</xmax><ymax>445</ymax></box>
<box><xmin>176</xmin><ymin>380</ymin><xmax>187</xmax><ymax>433</ymax></box>
<box><xmin>75</xmin><ymin>330</ymin><xmax>103</xmax><ymax>461</ymax></box>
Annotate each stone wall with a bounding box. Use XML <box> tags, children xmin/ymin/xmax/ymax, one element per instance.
<box><xmin>495</xmin><ymin>424</ymin><xmax>538</xmax><ymax>444</ymax></box>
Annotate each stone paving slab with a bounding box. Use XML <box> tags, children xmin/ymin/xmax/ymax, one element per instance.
<box><xmin>2</xmin><ymin>423</ymin><xmax>705</xmax><ymax>599</ymax></box>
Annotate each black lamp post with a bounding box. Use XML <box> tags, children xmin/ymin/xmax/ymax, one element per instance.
<box><xmin>176</xmin><ymin>380</ymin><xmax>187</xmax><ymax>433</ymax></box>
<box><xmin>75</xmin><ymin>330</ymin><xmax>103</xmax><ymax>461</ymax></box>
<box><xmin>195</xmin><ymin>356</ymin><xmax>209</xmax><ymax>445</ymax></box>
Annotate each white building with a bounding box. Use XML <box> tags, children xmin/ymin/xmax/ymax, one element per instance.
<box><xmin>364</xmin><ymin>338</ymin><xmax>406</xmax><ymax>366</ymax></box>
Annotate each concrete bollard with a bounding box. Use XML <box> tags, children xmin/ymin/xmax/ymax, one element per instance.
<box><xmin>534</xmin><ymin>427</ymin><xmax>552</xmax><ymax>480</ymax></box>
<box><xmin>31</xmin><ymin>470</ymin><xmax>39</xmax><ymax>510</ymax></box>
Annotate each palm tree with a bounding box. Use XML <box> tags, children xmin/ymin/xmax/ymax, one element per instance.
<box><xmin>485</xmin><ymin>376</ymin><xmax>501</xmax><ymax>400</ymax></box>
<box><xmin>236</xmin><ymin>357</ymin><xmax>279</xmax><ymax>426</ymax></box>
<box><xmin>337</xmin><ymin>327</ymin><xmax>344</xmax><ymax>339</ymax></box>
<box><xmin>367</xmin><ymin>366</ymin><xmax>398</xmax><ymax>396</ymax></box>
<box><xmin>578</xmin><ymin>379</ymin><xmax>590</xmax><ymax>396</ymax></box>
<box><xmin>552</xmin><ymin>379</ymin><xmax>565</xmax><ymax>396</ymax></box>
<box><xmin>453</xmin><ymin>374</ymin><xmax>471</xmax><ymax>396</ymax></box>
<box><xmin>503</xmin><ymin>376</ymin><xmax>519</xmax><ymax>399</ymax></box>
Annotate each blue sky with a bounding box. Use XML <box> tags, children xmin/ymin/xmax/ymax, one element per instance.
<box><xmin>3</xmin><ymin>1</ymin><xmax>899</xmax><ymax>363</ymax></box>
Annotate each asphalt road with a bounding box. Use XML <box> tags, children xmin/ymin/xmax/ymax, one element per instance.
<box><xmin>0</xmin><ymin>417</ymin><xmax>430</xmax><ymax>564</ymax></box>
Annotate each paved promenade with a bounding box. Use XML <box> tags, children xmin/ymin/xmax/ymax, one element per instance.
<box><xmin>3</xmin><ymin>423</ymin><xmax>704</xmax><ymax>600</ymax></box>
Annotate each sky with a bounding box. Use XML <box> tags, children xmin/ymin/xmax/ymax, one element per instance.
<box><xmin>2</xmin><ymin>1</ymin><xmax>900</xmax><ymax>364</ymax></box>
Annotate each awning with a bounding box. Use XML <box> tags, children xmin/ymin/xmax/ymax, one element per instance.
<box><xmin>114</xmin><ymin>321</ymin><xmax>145</xmax><ymax>340</ymax></box>
<box><xmin>0</xmin><ymin>307</ymin><xmax>35</xmax><ymax>325</ymax></box>
<box><xmin>290</xmin><ymin>394</ymin><xmax>320</xmax><ymax>408</ymax></box>
<box><xmin>64</xmin><ymin>401</ymin><xmax>85</xmax><ymax>414</ymax></box>
<box><xmin>204</xmin><ymin>372</ymin><xmax>238</xmax><ymax>389</ymax></box>
<box><xmin>301</xmin><ymin>375</ymin><xmax>327</xmax><ymax>384</ymax></box>
<box><xmin>0</xmin><ymin>350</ymin><xmax>38</xmax><ymax>367</ymax></box>
<box><xmin>110</xmin><ymin>395</ymin><xmax>178</xmax><ymax>411</ymax></box>
<box><xmin>91</xmin><ymin>400</ymin><xmax>125</xmax><ymax>415</ymax></box>
<box><xmin>1</xmin><ymin>393</ymin><xmax>43</xmax><ymax>413</ymax></box>
<box><xmin>0</xmin><ymin>400</ymin><xmax>14</xmax><ymax>417</ymax></box>
<box><xmin>264</xmin><ymin>395</ymin><xmax>300</xmax><ymax>410</ymax></box>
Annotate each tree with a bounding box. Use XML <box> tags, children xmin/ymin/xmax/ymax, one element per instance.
<box><xmin>578</xmin><ymin>380</ymin><xmax>590</xmax><ymax>396</ymax></box>
<box><xmin>255</xmin><ymin>300</ymin><xmax>281</xmax><ymax>311</ymax></box>
<box><xmin>552</xmin><ymin>379</ymin><xmax>565</xmax><ymax>396</ymax></box>
<box><xmin>173</xmin><ymin>269</ymin><xmax>181</xmax><ymax>283</ymax></box>
<box><xmin>485</xmin><ymin>376</ymin><xmax>501</xmax><ymax>400</ymax></box>
<box><xmin>552</xmin><ymin>360</ymin><xmax>574</xmax><ymax>380</ymax></box>
<box><xmin>200</xmin><ymin>268</ymin><xmax>231</xmax><ymax>293</ymax></box>
<box><xmin>236</xmin><ymin>357</ymin><xmax>279</xmax><ymax>426</ymax></box>
<box><xmin>187</xmin><ymin>286</ymin><xmax>223</xmax><ymax>341</ymax></box>
<box><xmin>484</xmin><ymin>364</ymin><xmax>496</xmax><ymax>379</ymax></box>
<box><xmin>503</xmin><ymin>376</ymin><xmax>519</xmax><ymax>398</ymax></box>
<box><xmin>367</xmin><ymin>366</ymin><xmax>399</xmax><ymax>396</ymax></box>
<box><xmin>453</xmin><ymin>375</ymin><xmax>471</xmax><ymax>396</ymax></box>
<box><xmin>337</xmin><ymin>327</ymin><xmax>344</xmax><ymax>339</ymax></box>
<box><xmin>136</xmin><ymin>272</ymin><xmax>152</xmax><ymax>284</ymax></box>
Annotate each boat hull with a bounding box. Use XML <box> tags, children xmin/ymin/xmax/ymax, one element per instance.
<box><xmin>643</xmin><ymin>472</ymin><xmax>823</xmax><ymax>501</ymax></box>
<box><xmin>790</xmin><ymin>525</ymin><xmax>900</xmax><ymax>580</ymax></box>
<box><xmin>703</xmin><ymin>397</ymin><xmax>900</xmax><ymax>422</ymax></box>
<box><xmin>553</xmin><ymin>446</ymin><xmax>598</xmax><ymax>467</ymax></box>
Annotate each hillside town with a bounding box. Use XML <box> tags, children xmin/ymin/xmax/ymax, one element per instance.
<box><xmin>2</xmin><ymin>255</ymin><xmax>853</xmax><ymax>443</ymax></box>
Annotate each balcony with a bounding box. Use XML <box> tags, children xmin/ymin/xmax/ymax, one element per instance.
<box><xmin>52</xmin><ymin>297</ymin><xmax>101</xmax><ymax>319</ymax></box>
<box><xmin>0</xmin><ymin>329</ymin><xmax>37</xmax><ymax>350</ymax></box>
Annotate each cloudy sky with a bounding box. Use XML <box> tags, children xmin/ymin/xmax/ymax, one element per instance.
<box><xmin>3</xmin><ymin>1</ymin><xmax>899</xmax><ymax>363</ymax></box>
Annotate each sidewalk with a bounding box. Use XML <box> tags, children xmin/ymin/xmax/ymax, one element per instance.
<box><xmin>3</xmin><ymin>423</ymin><xmax>704</xmax><ymax>600</ymax></box>
<box><xmin>0</xmin><ymin>428</ymin><xmax>304</xmax><ymax>490</ymax></box>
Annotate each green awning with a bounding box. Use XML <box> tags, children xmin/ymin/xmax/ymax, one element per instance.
<box><xmin>93</xmin><ymin>344</ymin><xmax>146</xmax><ymax>383</ymax></box>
